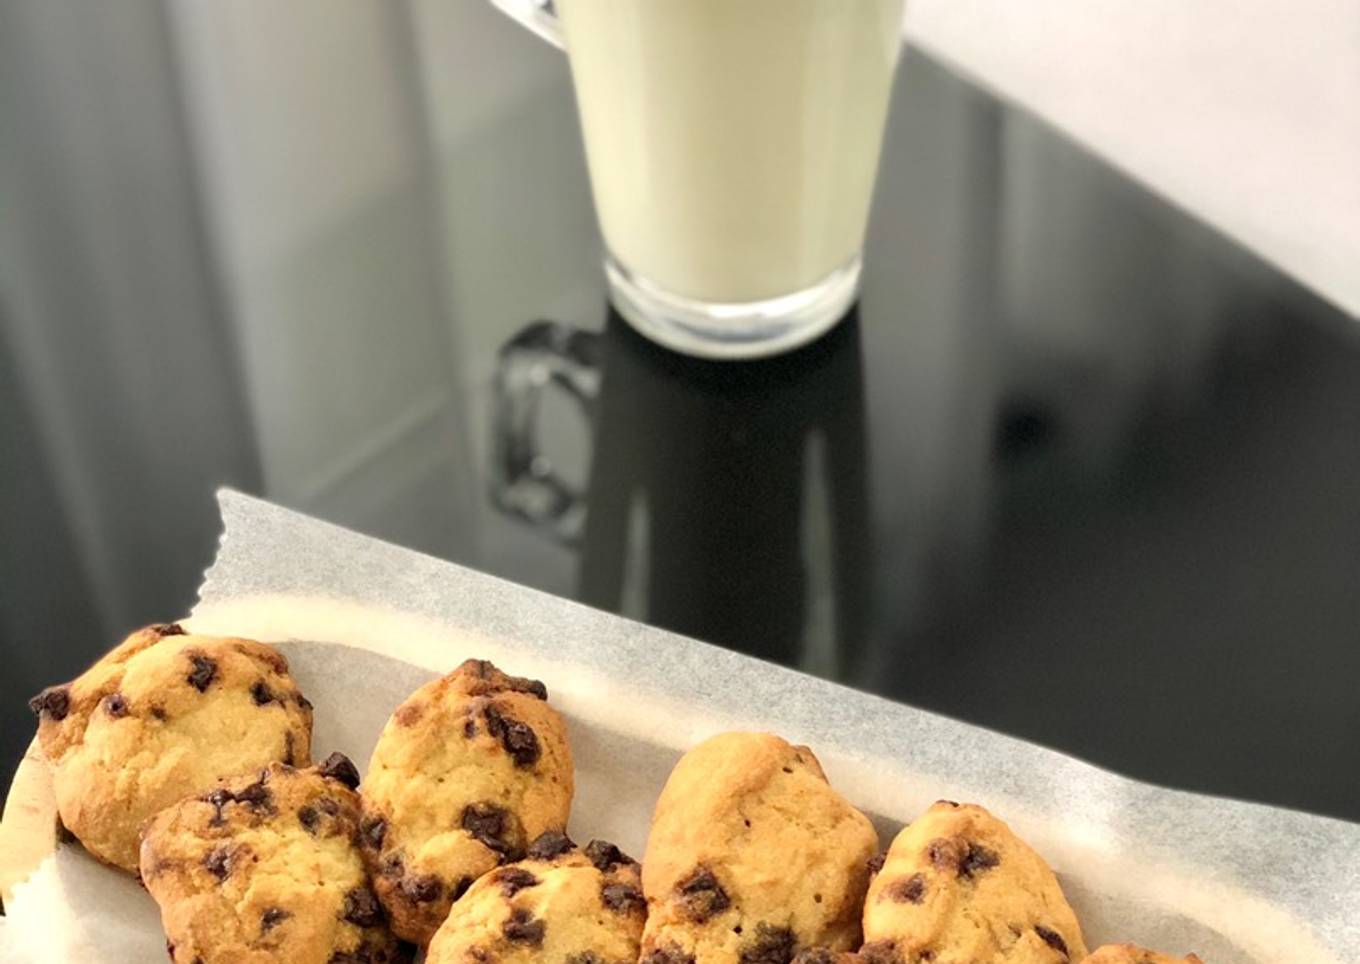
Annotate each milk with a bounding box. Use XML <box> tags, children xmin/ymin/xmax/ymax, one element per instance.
<box><xmin>558</xmin><ymin>0</ymin><xmax>905</xmax><ymax>305</ymax></box>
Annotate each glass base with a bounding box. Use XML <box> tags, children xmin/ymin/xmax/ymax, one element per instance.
<box><xmin>605</xmin><ymin>254</ymin><xmax>861</xmax><ymax>360</ymax></box>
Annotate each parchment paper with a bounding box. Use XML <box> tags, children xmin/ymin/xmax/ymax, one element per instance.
<box><xmin>3</xmin><ymin>491</ymin><xmax>1357</xmax><ymax>961</ymax></box>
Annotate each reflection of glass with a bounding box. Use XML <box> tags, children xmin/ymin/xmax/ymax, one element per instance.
<box><xmin>491</xmin><ymin>308</ymin><xmax>870</xmax><ymax>670</ymax></box>
<box><xmin>491</xmin><ymin>321</ymin><xmax>600</xmax><ymax>547</ymax></box>
<box><xmin>490</xmin><ymin>0</ymin><xmax>905</xmax><ymax>359</ymax></box>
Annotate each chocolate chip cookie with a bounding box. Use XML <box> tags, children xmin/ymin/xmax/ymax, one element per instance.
<box><xmin>140</xmin><ymin>758</ymin><xmax>407</xmax><ymax>964</ymax></box>
<box><xmin>1081</xmin><ymin>945</ymin><xmax>1204</xmax><ymax>963</ymax></box>
<box><xmin>425</xmin><ymin>831</ymin><xmax>644</xmax><ymax>963</ymax></box>
<box><xmin>29</xmin><ymin>623</ymin><xmax>313</xmax><ymax>872</ymax></box>
<box><xmin>790</xmin><ymin>950</ymin><xmax>862</xmax><ymax>964</ymax></box>
<box><xmin>359</xmin><ymin>659</ymin><xmax>574</xmax><ymax>945</ymax></box>
<box><xmin>861</xmin><ymin>801</ymin><xmax>1087</xmax><ymax>964</ymax></box>
<box><xmin>641</xmin><ymin>731</ymin><xmax>879</xmax><ymax>964</ymax></box>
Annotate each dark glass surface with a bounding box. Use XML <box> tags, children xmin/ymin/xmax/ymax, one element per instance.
<box><xmin>477</xmin><ymin>50</ymin><xmax>1360</xmax><ymax>823</ymax></box>
<box><xmin>6</xmin><ymin>31</ymin><xmax>1359</xmax><ymax>824</ymax></box>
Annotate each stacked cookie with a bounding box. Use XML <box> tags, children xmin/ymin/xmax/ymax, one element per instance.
<box><xmin>425</xmin><ymin>831</ymin><xmax>646</xmax><ymax>963</ymax></box>
<box><xmin>357</xmin><ymin>658</ymin><xmax>575</xmax><ymax>945</ymax></box>
<box><xmin>28</xmin><ymin>623</ymin><xmax>1207</xmax><ymax>964</ymax></box>
<box><xmin>29</xmin><ymin>623</ymin><xmax>313</xmax><ymax>874</ymax></box>
<box><xmin>29</xmin><ymin>623</ymin><xmax>407</xmax><ymax>963</ymax></box>
<box><xmin>141</xmin><ymin>757</ymin><xmax>405</xmax><ymax>963</ymax></box>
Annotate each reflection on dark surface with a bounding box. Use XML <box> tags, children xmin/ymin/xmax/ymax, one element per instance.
<box><xmin>580</xmin><ymin>309</ymin><xmax>869</xmax><ymax>667</ymax></box>
<box><xmin>492</xmin><ymin>309</ymin><xmax>869</xmax><ymax>668</ymax></box>
<box><xmin>491</xmin><ymin>320</ymin><xmax>601</xmax><ymax>547</ymax></box>
<box><xmin>486</xmin><ymin>55</ymin><xmax>1360</xmax><ymax>823</ymax></box>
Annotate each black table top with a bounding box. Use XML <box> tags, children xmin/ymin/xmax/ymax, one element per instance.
<box><xmin>8</xmin><ymin>30</ymin><xmax>1359</xmax><ymax>824</ymax></box>
<box><xmin>464</xmin><ymin>48</ymin><xmax>1360</xmax><ymax>823</ymax></box>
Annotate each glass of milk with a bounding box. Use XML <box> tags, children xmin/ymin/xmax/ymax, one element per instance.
<box><xmin>492</xmin><ymin>0</ymin><xmax>906</xmax><ymax>359</ymax></box>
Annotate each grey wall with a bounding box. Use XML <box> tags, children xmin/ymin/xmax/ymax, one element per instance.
<box><xmin>0</xmin><ymin>0</ymin><xmax>262</xmax><ymax>785</ymax></box>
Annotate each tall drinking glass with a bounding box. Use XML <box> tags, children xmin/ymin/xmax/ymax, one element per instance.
<box><xmin>493</xmin><ymin>0</ymin><xmax>906</xmax><ymax>359</ymax></box>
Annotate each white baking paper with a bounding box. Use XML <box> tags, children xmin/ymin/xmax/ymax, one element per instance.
<box><xmin>3</xmin><ymin>490</ymin><xmax>1357</xmax><ymax>962</ymax></box>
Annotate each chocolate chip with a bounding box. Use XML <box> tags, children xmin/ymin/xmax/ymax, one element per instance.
<box><xmin>501</xmin><ymin>908</ymin><xmax>545</xmax><ymax>946</ymax></box>
<box><xmin>1034</xmin><ymin>925</ymin><xmax>1069</xmax><ymax>958</ymax></box>
<box><xmin>317</xmin><ymin>797</ymin><xmax>340</xmax><ymax>816</ymax></box>
<box><xmin>198</xmin><ymin>776</ymin><xmax>273</xmax><ymax>822</ymax></box>
<box><xmin>379</xmin><ymin>852</ymin><xmax>404</xmax><ymax>877</ymax></box>
<box><xmin>256</xmin><ymin>649</ymin><xmax>289</xmax><ymax>674</ymax></box>
<box><xmin>960</xmin><ymin>843</ymin><xmax>999</xmax><ymax>879</ymax></box>
<box><xmin>105</xmin><ymin>694</ymin><xmax>129</xmax><ymax>718</ymax></box>
<box><xmin>884</xmin><ymin>873</ymin><xmax>926</xmax><ymax>904</ymax></box>
<box><xmin>857</xmin><ymin>942</ymin><xmax>902</xmax><ymax>964</ymax></box>
<box><xmin>260</xmin><ymin>907</ymin><xmax>290</xmax><ymax>932</ymax></box>
<box><xmin>234</xmin><ymin>775</ymin><xmax>273</xmax><ymax>812</ymax></box>
<box><xmin>186</xmin><ymin>653</ymin><xmax>217</xmax><ymax>692</ymax></box>
<box><xmin>283</xmin><ymin>730</ymin><xmax>295</xmax><ymax>767</ymax></box>
<box><xmin>165</xmin><ymin>938</ymin><xmax>175</xmax><ymax>960</ymax></box>
<box><xmin>459</xmin><ymin>659</ymin><xmax>548</xmax><ymax>700</ymax></box>
<box><xmin>28</xmin><ymin>686</ymin><xmax>70</xmax><ymax>721</ymax></box>
<box><xmin>526</xmin><ymin>829</ymin><xmax>575</xmax><ymax>860</ymax></box>
<box><xmin>641</xmin><ymin>947</ymin><xmax>696</xmax><ymax>964</ymax></box>
<box><xmin>461</xmin><ymin>802</ymin><xmax>520</xmax><ymax>859</ymax></box>
<box><xmin>297</xmin><ymin>693</ymin><xmax>314</xmax><ymax>712</ymax></box>
<box><xmin>361</xmin><ymin>816</ymin><xmax>387</xmax><ymax>850</ymax></box>
<box><xmin>344</xmin><ymin>887</ymin><xmax>384</xmax><ymax>927</ymax></box>
<box><xmin>251</xmin><ymin>681</ymin><xmax>274</xmax><ymax>705</ymax></box>
<box><xmin>236</xmin><ymin>778</ymin><xmax>267</xmax><ymax>803</ymax></box>
<box><xmin>585</xmin><ymin>839</ymin><xmax>633</xmax><ymax>872</ymax></box>
<box><xmin>739</xmin><ymin>924</ymin><xmax>796</xmax><ymax>964</ymax></box>
<box><xmin>927</xmin><ymin>838</ymin><xmax>964</xmax><ymax>873</ymax></box>
<box><xmin>151</xmin><ymin>704</ymin><xmax>168</xmax><ymax>721</ymax></box>
<box><xmin>400</xmin><ymin>874</ymin><xmax>442</xmax><ymax>903</ymax></box>
<box><xmin>494</xmin><ymin>867</ymin><xmax>540</xmax><ymax>897</ymax></box>
<box><xmin>675</xmin><ymin>866</ymin><xmax>730</xmax><ymax>922</ymax></box>
<box><xmin>867</xmin><ymin>852</ymin><xmax>886</xmax><ymax>876</ymax></box>
<box><xmin>482</xmin><ymin>705</ymin><xmax>541</xmax><ymax>768</ymax></box>
<box><xmin>204</xmin><ymin>788</ymin><xmax>233</xmax><ymax>825</ymax></box>
<box><xmin>318</xmin><ymin>752</ymin><xmax>361</xmax><ymax>790</ymax></box>
<box><xmin>452</xmin><ymin>875</ymin><xmax>474</xmax><ymax>902</ymax></box>
<box><xmin>523</xmin><ymin>680</ymin><xmax>548</xmax><ymax>700</ymax></box>
<box><xmin>203</xmin><ymin>846</ymin><xmax>233</xmax><ymax>880</ymax></box>
<box><xmin>601</xmin><ymin>881</ymin><xmax>645</xmax><ymax>914</ymax></box>
<box><xmin>298</xmin><ymin>805</ymin><xmax>319</xmax><ymax>833</ymax></box>
<box><xmin>462</xmin><ymin>716</ymin><xmax>476</xmax><ymax>738</ymax></box>
<box><xmin>156</xmin><ymin>623</ymin><xmax>187</xmax><ymax>636</ymax></box>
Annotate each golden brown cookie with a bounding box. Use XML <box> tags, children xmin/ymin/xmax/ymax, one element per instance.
<box><xmin>29</xmin><ymin>623</ymin><xmax>313</xmax><ymax>872</ymax></box>
<box><xmin>640</xmin><ymin>731</ymin><xmax>879</xmax><ymax>964</ymax></box>
<box><xmin>140</xmin><ymin>757</ymin><xmax>408</xmax><ymax>964</ymax></box>
<box><xmin>1081</xmin><ymin>945</ymin><xmax>1204</xmax><ymax>964</ymax></box>
<box><xmin>790</xmin><ymin>950</ymin><xmax>862</xmax><ymax>964</ymax></box>
<box><xmin>425</xmin><ymin>830</ymin><xmax>645</xmax><ymax>964</ymax></box>
<box><xmin>359</xmin><ymin>658</ymin><xmax>574</xmax><ymax>945</ymax></box>
<box><xmin>861</xmin><ymin>801</ymin><xmax>1087</xmax><ymax>964</ymax></box>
